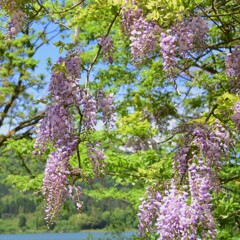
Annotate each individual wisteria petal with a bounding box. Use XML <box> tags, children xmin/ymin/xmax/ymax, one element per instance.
<box><xmin>98</xmin><ymin>36</ymin><xmax>114</xmax><ymax>64</ymax></box>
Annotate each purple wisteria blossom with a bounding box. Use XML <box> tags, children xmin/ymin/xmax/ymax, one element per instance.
<box><xmin>98</xmin><ymin>36</ymin><xmax>114</xmax><ymax>64</ymax></box>
<box><xmin>138</xmin><ymin>123</ymin><xmax>230</xmax><ymax>239</ymax></box>
<box><xmin>34</xmin><ymin>52</ymin><xmax>82</xmax><ymax>224</ymax></box>
<box><xmin>88</xmin><ymin>143</ymin><xmax>106</xmax><ymax>178</ymax></box>
<box><xmin>138</xmin><ymin>186</ymin><xmax>162</xmax><ymax>237</ymax></box>
<box><xmin>81</xmin><ymin>89</ymin><xmax>97</xmax><ymax>131</ymax></box>
<box><xmin>122</xmin><ymin>7</ymin><xmax>161</xmax><ymax>61</ymax></box>
<box><xmin>97</xmin><ymin>91</ymin><xmax>115</xmax><ymax>128</ymax></box>
<box><xmin>171</xmin><ymin>16</ymin><xmax>209</xmax><ymax>56</ymax></box>
<box><xmin>49</xmin><ymin>54</ymin><xmax>81</xmax><ymax>105</ymax></box>
<box><xmin>159</xmin><ymin>15</ymin><xmax>208</xmax><ymax>76</ymax></box>
<box><xmin>34</xmin><ymin>104</ymin><xmax>76</xmax><ymax>152</ymax></box>
<box><xmin>160</xmin><ymin>32</ymin><xmax>177</xmax><ymax>73</ymax></box>
<box><xmin>7</xmin><ymin>9</ymin><xmax>25</xmax><ymax>38</ymax></box>
<box><xmin>43</xmin><ymin>147</ymin><xmax>72</xmax><ymax>225</ymax></box>
<box><xmin>225</xmin><ymin>47</ymin><xmax>240</xmax><ymax>90</ymax></box>
<box><xmin>231</xmin><ymin>100</ymin><xmax>240</xmax><ymax>131</ymax></box>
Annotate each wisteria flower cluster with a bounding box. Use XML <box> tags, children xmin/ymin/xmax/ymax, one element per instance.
<box><xmin>88</xmin><ymin>143</ymin><xmax>106</xmax><ymax>178</ymax></box>
<box><xmin>98</xmin><ymin>36</ymin><xmax>114</xmax><ymax>64</ymax></box>
<box><xmin>231</xmin><ymin>100</ymin><xmax>240</xmax><ymax>132</ymax></box>
<box><xmin>0</xmin><ymin>0</ymin><xmax>25</xmax><ymax>39</ymax></box>
<box><xmin>43</xmin><ymin>147</ymin><xmax>74</xmax><ymax>224</ymax></box>
<box><xmin>159</xmin><ymin>16</ymin><xmax>209</xmax><ymax>76</ymax></box>
<box><xmin>34</xmin><ymin>53</ymin><xmax>83</xmax><ymax>224</ymax></box>
<box><xmin>160</xmin><ymin>32</ymin><xmax>177</xmax><ymax>73</ymax></box>
<box><xmin>121</xmin><ymin>4</ymin><xmax>209</xmax><ymax>74</ymax></box>
<box><xmin>171</xmin><ymin>16</ymin><xmax>209</xmax><ymax>56</ymax></box>
<box><xmin>225</xmin><ymin>47</ymin><xmax>240</xmax><ymax>90</ymax></box>
<box><xmin>122</xmin><ymin>6</ymin><xmax>161</xmax><ymax>61</ymax></box>
<box><xmin>138</xmin><ymin>186</ymin><xmax>162</xmax><ymax>237</ymax></box>
<box><xmin>97</xmin><ymin>91</ymin><xmax>115</xmax><ymax>128</ymax></box>
<box><xmin>138</xmin><ymin>123</ymin><xmax>230</xmax><ymax>239</ymax></box>
<box><xmin>34</xmin><ymin>51</ymin><xmax>115</xmax><ymax>224</ymax></box>
<box><xmin>49</xmin><ymin>54</ymin><xmax>82</xmax><ymax>106</ymax></box>
<box><xmin>7</xmin><ymin>9</ymin><xmax>25</xmax><ymax>38</ymax></box>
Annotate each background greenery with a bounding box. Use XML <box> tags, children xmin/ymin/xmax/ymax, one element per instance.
<box><xmin>0</xmin><ymin>0</ymin><xmax>239</xmax><ymax>238</ymax></box>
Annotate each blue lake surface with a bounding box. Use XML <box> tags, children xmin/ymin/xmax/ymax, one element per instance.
<box><xmin>0</xmin><ymin>232</ymin><xmax>136</xmax><ymax>240</ymax></box>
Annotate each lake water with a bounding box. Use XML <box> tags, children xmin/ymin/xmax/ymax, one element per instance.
<box><xmin>0</xmin><ymin>232</ymin><xmax>136</xmax><ymax>240</ymax></box>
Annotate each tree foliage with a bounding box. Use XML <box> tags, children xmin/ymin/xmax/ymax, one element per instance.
<box><xmin>0</xmin><ymin>0</ymin><xmax>240</xmax><ymax>239</ymax></box>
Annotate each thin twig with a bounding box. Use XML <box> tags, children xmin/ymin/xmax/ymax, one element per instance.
<box><xmin>85</xmin><ymin>9</ymin><xmax>121</xmax><ymax>87</ymax></box>
<box><xmin>204</xmin><ymin>104</ymin><xmax>218</xmax><ymax>124</ymax></box>
<box><xmin>51</xmin><ymin>0</ymin><xmax>85</xmax><ymax>14</ymax></box>
<box><xmin>36</xmin><ymin>0</ymin><xmax>71</xmax><ymax>30</ymax></box>
<box><xmin>0</xmin><ymin>113</ymin><xmax>43</xmax><ymax>147</ymax></box>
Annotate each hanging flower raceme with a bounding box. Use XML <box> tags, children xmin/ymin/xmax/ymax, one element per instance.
<box><xmin>34</xmin><ymin>104</ymin><xmax>76</xmax><ymax>153</ymax></box>
<box><xmin>80</xmin><ymin>89</ymin><xmax>98</xmax><ymax>131</ymax></box>
<box><xmin>98</xmin><ymin>36</ymin><xmax>114</xmax><ymax>64</ymax></box>
<box><xmin>7</xmin><ymin>9</ymin><xmax>25</xmax><ymax>38</ymax></box>
<box><xmin>97</xmin><ymin>91</ymin><xmax>115</xmax><ymax>128</ymax></box>
<box><xmin>138</xmin><ymin>186</ymin><xmax>162</xmax><ymax>237</ymax></box>
<box><xmin>171</xmin><ymin>16</ymin><xmax>209</xmax><ymax>56</ymax></box>
<box><xmin>137</xmin><ymin>123</ymin><xmax>230</xmax><ymax>239</ymax></box>
<box><xmin>121</xmin><ymin>6</ymin><xmax>161</xmax><ymax>61</ymax></box>
<box><xmin>88</xmin><ymin>143</ymin><xmax>106</xmax><ymax>178</ymax></box>
<box><xmin>159</xmin><ymin>15</ymin><xmax>209</xmax><ymax>77</ymax></box>
<box><xmin>43</xmin><ymin>146</ymin><xmax>72</xmax><ymax>225</ymax></box>
<box><xmin>160</xmin><ymin>32</ymin><xmax>177</xmax><ymax>73</ymax></box>
<box><xmin>34</xmin><ymin>50</ymin><xmax>115</xmax><ymax>225</ymax></box>
<box><xmin>49</xmin><ymin>54</ymin><xmax>81</xmax><ymax>106</ymax></box>
<box><xmin>0</xmin><ymin>0</ymin><xmax>26</xmax><ymax>39</ymax></box>
<box><xmin>34</xmin><ymin>52</ymin><xmax>82</xmax><ymax>225</ymax></box>
<box><xmin>225</xmin><ymin>47</ymin><xmax>240</xmax><ymax>91</ymax></box>
<box><xmin>231</xmin><ymin>100</ymin><xmax>240</xmax><ymax>131</ymax></box>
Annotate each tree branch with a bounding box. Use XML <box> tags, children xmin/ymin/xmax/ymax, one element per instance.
<box><xmin>0</xmin><ymin>113</ymin><xmax>43</xmax><ymax>147</ymax></box>
<box><xmin>0</xmin><ymin>74</ymin><xmax>23</xmax><ymax>128</ymax></box>
<box><xmin>85</xmin><ymin>9</ymin><xmax>120</xmax><ymax>87</ymax></box>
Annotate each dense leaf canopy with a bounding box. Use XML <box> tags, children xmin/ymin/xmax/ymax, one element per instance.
<box><xmin>0</xmin><ymin>0</ymin><xmax>240</xmax><ymax>239</ymax></box>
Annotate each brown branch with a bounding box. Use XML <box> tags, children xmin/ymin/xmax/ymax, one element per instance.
<box><xmin>0</xmin><ymin>113</ymin><xmax>43</xmax><ymax>147</ymax></box>
<box><xmin>36</xmin><ymin>0</ymin><xmax>71</xmax><ymax>30</ymax></box>
<box><xmin>207</xmin><ymin>11</ymin><xmax>240</xmax><ymax>17</ymax></box>
<box><xmin>0</xmin><ymin>74</ymin><xmax>23</xmax><ymax>128</ymax></box>
<box><xmin>204</xmin><ymin>104</ymin><xmax>218</xmax><ymax>124</ymax></box>
<box><xmin>30</xmin><ymin>5</ymin><xmax>43</xmax><ymax>19</ymax></box>
<box><xmin>51</xmin><ymin>0</ymin><xmax>85</xmax><ymax>14</ymax></box>
<box><xmin>17</xmin><ymin>152</ymin><xmax>34</xmax><ymax>178</ymax></box>
<box><xmin>85</xmin><ymin>9</ymin><xmax>121</xmax><ymax>87</ymax></box>
<box><xmin>221</xmin><ymin>175</ymin><xmax>240</xmax><ymax>184</ymax></box>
